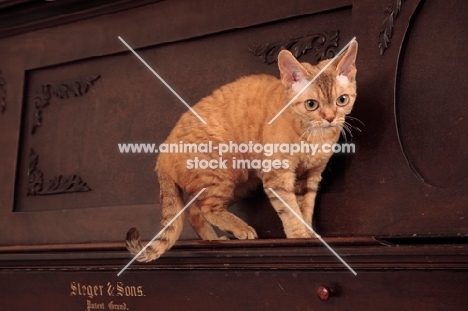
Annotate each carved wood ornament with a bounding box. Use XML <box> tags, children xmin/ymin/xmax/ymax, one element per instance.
<box><xmin>379</xmin><ymin>0</ymin><xmax>407</xmax><ymax>55</ymax></box>
<box><xmin>28</xmin><ymin>148</ymin><xmax>91</xmax><ymax>195</ymax></box>
<box><xmin>27</xmin><ymin>75</ymin><xmax>100</xmax><ymax>196</ymax></box>
<box><xmin>250</xmin><ymin>31</ymin><xmax>339</xmax><ymax>64</ymax></box>
<box><xmin>31</xmin><ymin>74</ymin><xmax>100</xmax><ymax>134</ymax></box>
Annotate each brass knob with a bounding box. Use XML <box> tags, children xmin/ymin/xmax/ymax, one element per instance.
<box><xmin>317</xmin><ymin>285</ymin><xmax>335</xmax><ymax>301</ymax></box>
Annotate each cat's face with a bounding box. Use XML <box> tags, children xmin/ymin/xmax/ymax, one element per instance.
<box><xmin>278</xmin><ymin>41</ymin><xmax>358</xmax><ymax>136</ymax></box>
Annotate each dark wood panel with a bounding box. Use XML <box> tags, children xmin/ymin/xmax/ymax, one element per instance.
<box><xmin>316</xmin><ymin>0</ymin><xmax>468</xmax><ymax>237</ymax></box>
<box><xmin>0</xmin><ymin>0</ymin><xmax>164</xmax><ymax>39</ymax></box>
<box><xmin>1</xmin><ymin>266</ymin><xmax>467</xmax><ymax>310</ymax></box>
<box><xmin>1</xmin><ymin>239</ymin><xmax>468</xmax><ymax>310</ymax></box>
<box><xmin>396</xmin><ymin>0</ymin><xmax>468</xmax><ymax>188</ymax></box>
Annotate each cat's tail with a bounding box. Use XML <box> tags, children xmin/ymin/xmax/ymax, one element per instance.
<box><xmin>125</xmin><ymin>171</ymin><xmax>184</xmax><ymax>262</ymax></box>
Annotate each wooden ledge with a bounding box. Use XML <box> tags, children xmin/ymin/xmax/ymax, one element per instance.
<box><xmin>1</xmin><ymin>237</ymin><xmax>467</xmax><ymax>271</ymax></box>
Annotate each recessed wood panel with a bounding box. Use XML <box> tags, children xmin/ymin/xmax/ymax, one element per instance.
<box><xmin>396</xmin><ymin>0</ymin><xmax>468</xmax><ymax>188</ymax></box>
<box><xmin>5</xmin><ymin>1</ymin><xmax>352</xmax><ymax>244</ymax></box>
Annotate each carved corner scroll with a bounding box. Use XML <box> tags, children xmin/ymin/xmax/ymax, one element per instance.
<box><xmin>27</xmin><ymin>74</ymin><xmax>100</xmax><ymax>196</ymax></box>
<box><xmin>31</xmin><ymin>74</ymin><xmax>100</xmax><ymax>134</ymax></box>
<box><xmin>249</xmin><ymin>30</ymin><xmax>339</xmax><ymax>64</ymax></box>
<box><xmin>27</xmin><ymin>148</ymin><xmax>91</xmax><ymax>196</ymax></box>
<box><xmin>379</xmin><ymin>0</ymin><xmax>407</xmax><ymax>55</ymax></box>
<box><xmin>0</xmin><ymin>70</ymin><xmax>5</xmax><ymax>113</ymax></box>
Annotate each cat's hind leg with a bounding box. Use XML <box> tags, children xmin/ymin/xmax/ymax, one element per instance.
<box><xmin>186</xmin><ymin>204</ymin><xmax>229</xmax><ymax>240</ymax></box>
<box><xmin>195</xmin><ymin>185</ymin><xmax>257</xmax><ymax>240</ymax></box>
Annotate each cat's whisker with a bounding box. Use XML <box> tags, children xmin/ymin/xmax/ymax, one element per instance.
<box><xmin>310</xmin><ymin>126</ymin><xmax>318</xmax><ymax>142</ymax></box>
<box><xmin>344</xmin><ymin>121</ymin><xmax>361</xmax><ymax>133</ymax></box>
<box><xmin>334</xmin><ymin>116</ymin><xmax>361</xmax><ymax>142</ymax></box>
<box><xmin>312</xmin><ymin>121</ymin><xmax>323</xmax><ymax>141</ymax></box>
<box><xmin>340</xmin><ymin>127</ymin><xmax>348</xmax><ymax>143</ymax></box>
<box><xmin>307</xmin><ymin>128</ymin><xmax>314</xmax><ymax>141</ymax></box>
<box><xmin>300</xmin><ymin>126</ymin><xmax>312</xmax><ymax>141</ymax></box>
<box><xmin>342</xmin><ymin>123</ymin><xmax>354</xmax><ymax>137</ymax></box>
<box><xmin>346</xmin><ymin>116</ymin><xmax>365</xmax><ymax>128</ymax></box>
<box><xmin>335</xmin><ymin>118</ymin><xmax>346</xmax><ymax>133</ymax></box>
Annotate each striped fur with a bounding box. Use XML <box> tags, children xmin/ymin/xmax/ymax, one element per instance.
<box><xmin>126</xmin><ymin>41</ymin><xmax>358</xmax><ymax>262</ymax></box>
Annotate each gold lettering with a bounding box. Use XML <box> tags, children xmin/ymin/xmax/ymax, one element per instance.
<box><xmin>116</xmin><ymin>282</ymin><xmax>124</xmax><ymax>297</ymax></box>
<box><xmin>125</xmin><ymin>286</ymin><xmax>137</xmax><ymax>296</ymax></box>
<box><xmin>70</xmin><ymin>282</ymin><xmax>107</xmax><ymax>299</ymax></box>
<box><xmin>85</xmin><ymin>285</ymin><xmax>94</xmax><ymax>299</ymax></box>
<box><xmin>107</xmin><ymin>282</ymin><xmax>115</xmax><ymax>296</ymax></box>
<box><xmin>137</xmin><ymin>286</ymin><xmax>144</xmax><ymax>296</ymax></box>
<box><xmin>70</xmin><ymin>282</ymin><xmax>78</xmax><ymax>296</ymax></box>
<box><xmin>87</xmin><ymin>300</ymin><xmax>105</xmax><ymax>311</ymax></box>
<box><xmin>70</xmin><ymin>280</ymin><xmax>146</xmax><ymax>306</ymax></box>
<box><xmin>108</xmin><ymin>301</ymin><xmax>127</xmax><ymax>310</ymax></box>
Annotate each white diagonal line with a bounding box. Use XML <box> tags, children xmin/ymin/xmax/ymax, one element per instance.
<box><xmin>268</xmin><ymin>188</ymin><xmax>357</xmax><ymax>275</ymax></box>
<box><xmin>268</xmin><ymin>37</ymin><xmax>357</xmax><ymax>124</ymax></box>
<box><xmin>118</xmin><ymin>188</ymin><xmax>206</xmax><ymax>276</ymax></box>
<box><xmin>118</xmin><ymin>36</ymin><xmax>207</xmax><ymax>125</ymax></box>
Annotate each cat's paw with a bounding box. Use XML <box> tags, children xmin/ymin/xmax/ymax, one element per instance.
<box><xmin>286</xmin><ymin>227</ymin><xmax>316</xmax><ymax>239</ymax></box>
<box><xmin>233</xmin><ymin>225</ymin><xmax>258</xmax><ymax>240</ymax></box>
<box><xmin>291</xmin><ymin>233</ymin><xmax>312</xmax><ymax>239</ymax></box>
<box><xmin>302</xmin><ymin>230</ymin><xmax>319</xmax><ymax>239</ymax></box>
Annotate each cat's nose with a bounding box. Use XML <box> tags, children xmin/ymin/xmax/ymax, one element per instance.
<box><xmin>321</xmin><ymin>109</ymin><xmax>335</xmax><ymax>123</ymax></box>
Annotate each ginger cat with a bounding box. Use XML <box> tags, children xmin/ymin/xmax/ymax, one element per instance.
<box><xmin>127</xmin><ymin>40</ymin><xmax>358</xmax><ymax>262</ymax></box>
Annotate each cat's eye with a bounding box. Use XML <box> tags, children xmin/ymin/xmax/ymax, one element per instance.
<box><xmin>336</xmin><ymin>95</ymin><xmax>350</xmax><ymax>106</ymax></box>
<box><xmin>304</xmin><ymin>100</ymin><xmax>319</xmax><ymax>111</ymax></box>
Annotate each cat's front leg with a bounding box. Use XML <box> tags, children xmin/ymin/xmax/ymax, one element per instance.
<box><xmin>299</xmin><ymin>171</ymin><xmax>322</xmax><ymax>237</ymax></box>
<box><xmin>295</xmin><ymin>194</ymin><xmax>316</xmax><ymax>236</ymax></box>
<box><xmin>263</xmin><ymin>171</ymin><xmax>312</xmax><ymax>238</ymax></box>
<box><xmin>297</xmin><ymin>192</ymin><xmax>317</xmax><ymax>234</ymax></box>
<box><xmin>293</xmin><ymin>178</ymin><xmax>311</xmax><ymax>227</ymax></box>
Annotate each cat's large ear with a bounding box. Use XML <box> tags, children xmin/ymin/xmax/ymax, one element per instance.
<box><xmin>335</xmin><ymin>40</ymin><xmax>358</xmax><ymax>81</ymax></box>
<box><xmin>278</xmin><ymin>50</ymin><xmax>309</xmax><ymax>89</ymax></box>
